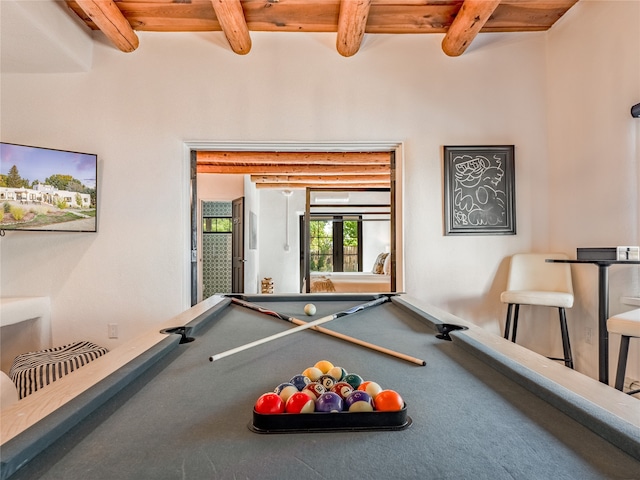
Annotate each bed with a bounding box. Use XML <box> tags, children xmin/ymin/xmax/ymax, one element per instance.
<box><xmin>307</xmin><ymin>252</ymin><xmax>391</xmax><ymax>293</ymax></box>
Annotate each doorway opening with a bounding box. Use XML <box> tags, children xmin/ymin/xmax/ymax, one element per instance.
<box><xmin>185</xmin><ymin>141</ymin><xmax>404</xmax><ymax>307</ymax></box>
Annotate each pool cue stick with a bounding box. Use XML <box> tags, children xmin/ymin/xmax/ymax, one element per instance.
<box><xmin>209</xmin><ymin>296</ymin><xmax>389</xmax><ymax>362</ymax></box>
<box><xmin>230</xmin><ymin>297</ymin><xmax>426</xmax><ymax>366</ymax></box>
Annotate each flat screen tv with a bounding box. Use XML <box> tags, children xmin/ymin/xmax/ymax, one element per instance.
<box><xmin>0</xmin><ymin>142</ymin><xmax>97</xmax><ymax>232</ymax></box>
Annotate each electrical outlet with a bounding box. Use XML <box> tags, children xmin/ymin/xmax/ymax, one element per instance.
<box><xmin>585</xmin><ymin>327</ymin><xmax>593</xmax><ymax>345</ymax></box>
<box><xmin>108</xmin><ymin>323</ymin><xmax>119</xmax><ymax>339</ymax></box>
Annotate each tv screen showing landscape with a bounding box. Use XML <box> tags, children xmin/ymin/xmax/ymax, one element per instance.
<box><xmin>0</xmin><ymin>142</ymin><xmax>97</xmax><ymax>232</ymax></box>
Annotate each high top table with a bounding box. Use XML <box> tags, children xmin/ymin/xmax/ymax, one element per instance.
<box><xmin>547</xmin><ymin>259</ymin><xmax>640</xmax><ymax>385</ymax></box>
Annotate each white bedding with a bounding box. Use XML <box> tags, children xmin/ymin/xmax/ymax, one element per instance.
<box><xmin>308</xmin><ymin>272</ymin><xmax>391</xmax><ymax>293</ymax></box>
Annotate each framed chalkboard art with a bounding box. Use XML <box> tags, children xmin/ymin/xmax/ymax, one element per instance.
<box><xmin>443</xmin><ymin>145</ymin><xmax>515</xmax><ymax>235</ymax></box>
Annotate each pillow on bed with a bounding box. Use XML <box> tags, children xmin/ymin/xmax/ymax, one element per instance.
<box><xmin>372</xmin><ymin>253</ymin><xmax>389</xmax><ymax>274</ymax></box>
<box><xmin>383</xmin><ymin>254</ymin><xmax>391</xmax><ymax>275</ymax></box>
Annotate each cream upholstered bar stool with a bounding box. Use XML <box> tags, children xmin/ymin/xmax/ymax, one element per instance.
<box><xmin>501</xmin><ymin>253</ymin><xmax>574</xmax><ymax>368</ymax></box>
<box><xmin>607</xmin><ymin>308</ymin><xmax>640</xmax><ymax>393</ymax></box>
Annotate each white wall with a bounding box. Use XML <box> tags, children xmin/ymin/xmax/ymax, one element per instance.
<box><xmin>546</xmin><ymin>0</ymin><xmax>640</xmax><ymax>380</ymax></box>
<box><xmin>1</xmin><ymin>2</ymin><xmax>637</xmax><ymax>384</ymax></box>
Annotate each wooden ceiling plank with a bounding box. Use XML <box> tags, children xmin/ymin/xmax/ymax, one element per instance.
<box><xmin>74</xmin><ymin>0</ymin><xmax>139</xmax><ymax>52</ymax></box>
<box><xmin>210</xmin><ymin>0</ymin><xmax>252</xmax><ymax>55</ymax></box>
<box><xmin>197</xmin><ymin>164</ymin><xmax>390</xmax><ymax>175</ymax></box>
<box><xmin>441</xmin><ymin>0</ymin><xmax>501</xmax><ymax>57</ymax></box>
<box><xmin>336</xmin><ymin>0</ymin><xmax>372</xmax><ymax>57</ymax></box>
<box><xmin>255</xmin><ymin>182</ymin><xmax>391</xmax><ymax>190</ymax></box>
<box><xmin>196</xmin><ymin>150</ymin><xmax>390</xmax><ymax>165</ymax></box>
<box><xmin>251</xmin><ymin>174</ymin><xmax>391</xmax><ymax>183</ymax></box>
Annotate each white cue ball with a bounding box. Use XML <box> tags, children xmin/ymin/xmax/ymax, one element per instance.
<box><xmin>304</xmin><ymin>303</ymin><xmax>316</xmax><ymax>316</ymax></box>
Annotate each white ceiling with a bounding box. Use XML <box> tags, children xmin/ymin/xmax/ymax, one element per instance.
<box><xmin>1</xmin><ymin>0</ymin><xmax>94</xmax><ymax>73</ymax></box>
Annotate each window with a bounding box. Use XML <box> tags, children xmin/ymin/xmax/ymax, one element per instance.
<box><xmin>203</xmin><ymin>217</ymin><xmax>232</xmax><ymax>233</ymax></box>
<box><xmin>305</xmin><ymin>216</ymin><xmax>363</xmax><ymax>272</ymax></box>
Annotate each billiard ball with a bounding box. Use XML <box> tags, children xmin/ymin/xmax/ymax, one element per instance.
<box><xmin>358</xmin><ymin>381</ymin><xmax>383</xmax><ymax>399</ymax></box>
<box><xmin>285</xmin><ymin>392</ymin><xmax>315</xmax><ymax>413</ymax></box>
<box><xmin>301</xmin><ymin>366</ymin><xmax>323</xmax><ymax>382</ymax></box>
<box><xmin>344</xmin><ymin>390</ymin><xmax>374</xmax><ymax>412</ymax></box>
<box><xmin>302</xmin><ymin>382</ymin><xmax>326</xmax><ymax>400</ymax></box>
<box><xmin>274</xmin><ymin>382</ymin><xmax>299</xmax><ymax>402</ymax></box>
<box><xmin>304</xmin><ymin>304</ymin><xmax>316</xmax><ymax>316</ymax></box>
<box><xmin>254</xmin><ymin>392</ymin><xmax>285</xmax><ymax>414</ymax></box>
<box><xmin>289</xmin><ymin>374</ymin><xmax>311</xmax><ymax>391</ymax></box>
<box><xmin>315</xmin><ymin>392</ymin><xmax>344</xmax><ymax>412</ymax></box>
<box><xmin>327</xmin><ymin>366</ymin><xmax>347</xmax><ymax>381</ymax></box>
<box><xmin>374</xmin><ymin>389</ymin><xmax>404</xmax><ymax>412</ymax></box>
<box><xmin>318</xmin><ymin>374</ymin><xmax>337</xmax><ymax>390</ymax></box>
<box><xmin>343</xmin><ymin>373</ymin><xmax>363</xmax><ymax>389</ymax></box>
<box><xmin>314</xmin><ymin>360</ymin><xmax>334</xmax><ymax>374</ymax></box>
<box><xmin>330</xmin><ymin>381</ymin><xmax>354</xmax><ymax>401</ymax></box>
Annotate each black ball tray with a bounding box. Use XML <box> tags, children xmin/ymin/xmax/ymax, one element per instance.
<box><xmin>249</xmin><ymin>404</ymin><xmax>411</xmax><ymax>434</ymax></box>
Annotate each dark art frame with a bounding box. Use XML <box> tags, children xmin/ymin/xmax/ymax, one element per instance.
<box><xmin>443</xmin><ymin>145</ymin><xmax>515</xmax><ymax>236</ymax></box>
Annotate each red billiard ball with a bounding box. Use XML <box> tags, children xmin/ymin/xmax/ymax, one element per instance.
<box><xmin>302</xmin><ymin>382</ymin><xmax>326</xmax><ymax>400</ymax></box>
<box><xmin>315</xmin><ymin>392</ymin><xmax>343</xmax><ymax>412</ymax></box>
<box><xmin>330</xmin><ymin>381</ymin><xmax>354</xmax><ymax>401</ymax></box>
<box><xmin>254</xmin><ymin>392</ymin><xmax>285</xmax><ymax>414</ymax></box>
<box><xmin>285</xmin><ymin>392</ymin><xmax>315</xmax><ymax>413</ymax></box>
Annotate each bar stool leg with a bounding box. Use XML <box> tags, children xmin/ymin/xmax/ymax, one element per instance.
<box><xmin>615</xmin><ymin>336</ymin><xmax>630</xmax><ymax>391</ymax></box>
<box><xmin>558</xmin><ymin>307</ymin><xmax>574</xmax><ymax>369</ymax></box>
<box><xmin>510</xmin><ymin>305</ymin><xmax>520</xmax><ymax>342</ymax></box>
<box><xmin>504</xmin><ymin>304</ymin><xmax>513</xmax><ymax>339</ymax></box>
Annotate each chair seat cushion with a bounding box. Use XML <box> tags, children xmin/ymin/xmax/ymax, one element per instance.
<box><xmin>500</xmin><ymin>290</ymin><xmax>574</xmax><ymax>308</ymax></box>
<box><xmin>9</xmin><ymin>341</ymin><xmax>108</xmax><ymax>399</ymax></box>
<box><xmin>607</xmin><ymin>308</ymin><xmax>640</xmax><ymax>337</ymax></box>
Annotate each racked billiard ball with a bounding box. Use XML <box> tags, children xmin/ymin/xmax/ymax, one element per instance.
<box><xmin>330</xmin><ymin>381</ymin><xmax>354</xmax><ymax>401</ymax></box>
<box><xmin>318</xmin><ymin>374</ymin><xmax>337</xmax><ymax>390</ymax></box>
<box><xmin>315</xmin><ymin>392</ymin><xmax>343</xmax><ymax>413</ymax></box>
<box><xmin>343</xmin><ymin>373</ymin><xmax>363</xmax><ymax>389</ymax></box>
<box><xmin>285</xmin><ymin>392</ymin><xmax>315</xmax><ymax>413</ymax></box>
<box><xmin>327</xmin><ymin>366</ymin><xmax>347</xmax><ymax>381</ymax></box>
<box><xmin>254</xmin><ymin>392</ymin><xmax>285</xmax><ymax>414</ymax></box>
<box><xmin>290</xmin><ymin>374</ymin><xmax>311</xmax><ymax>391</ymax></box>
<box><xmin>345</xmin><ymin>390</ymin><xmax>374</xmax><ymax>412</ymax></box>
<box><xmin>302</xmin><ymin>382</ymin><xmax>326</xmax><ymax>400</ymax></box>
<box><xmin>374</xmin><ymin>389</ymin><xmax>404</xmax><ymax>412</ymax></box>
<box><xmin>274</xmin><ymin>382</ymin><xmax>299</xmax><ymax>402</ymax></box>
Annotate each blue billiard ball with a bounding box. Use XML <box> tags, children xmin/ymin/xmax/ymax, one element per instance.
<box><xmin>289</xmin><ymin>374</ymin><xmax>311</xmax><ymax>391</ymax></box>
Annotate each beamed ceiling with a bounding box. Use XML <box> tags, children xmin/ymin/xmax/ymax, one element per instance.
<box><xmin>66</xmin><ymin>0</ymin><xmax>579</xmax><ymax>57</ymax></box>
<box><xmin>65</xmin><ymin>1</ymin><xmax>579</xmax><ymax>188</ymax></box>
<box><xmin>196</xmin><ymin>151</ymin><xmax>393</xmax><ymax>189</ymax></box>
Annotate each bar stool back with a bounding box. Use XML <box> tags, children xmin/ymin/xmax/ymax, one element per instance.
<box><xmin>607</xmin><ymin>308</ymin><xmax>640</xmax><ymax>393</ymax></box>
<box><xmin>501</xmin><ymin>253</ymin><xmax>574</xmax><ymax>368</ymax></box>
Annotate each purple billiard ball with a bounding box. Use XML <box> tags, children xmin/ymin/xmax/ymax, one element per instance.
<box><xmin>315</xmin><ymin>392</ymin><xmax>344</xmax><ymax>413</ymax></box>
<box><xmin>290</xmin><ymin>374</ymin><xmax>311</xmax><ymax>391</ymax></box>
<box><xmin>345</xmin><ymin>390</ymin><xmax>374</xmax><ymax>412</ymax></box>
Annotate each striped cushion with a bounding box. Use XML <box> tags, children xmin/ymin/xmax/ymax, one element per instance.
<box><xmin>9</xmin><ymin>341</ymin><xmax>109</xmax><ymax>399</ymax></box>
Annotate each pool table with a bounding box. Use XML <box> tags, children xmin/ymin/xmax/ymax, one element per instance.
<box><xmin>2</xmin><ymin>294</ymin><xmax>639</xmax><ymax>479</ymax></box>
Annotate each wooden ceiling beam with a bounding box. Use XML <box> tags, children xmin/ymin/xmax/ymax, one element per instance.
<box><xmin>251</xmin><ymin>174</ymin><xmax>390</xmax><ymax>184</ymax></box>
<box><xmin>441</xmin><ymin>0</ymin><xmax>501</xmax><ymax>57</ymax></box>
<box><xmin>197</xmin><ymin>164</ymin><xmax>390</xmax><ymax>175</ymax></box>
<box><xmin>336</xmin><ymin>0</ymin><xmax>372</xmax><ymax>57</ymax></box>
<box><xmin>74</xmin><ymin>0</ymin><xmax>139</xmax><ymax>53</ymax></box>
<box><xmin>210</xmin><ymin>0</ymin><xmax>251</xmax><ymax>55</ymax></box>
<box><xmin>196</xmin><ymin>150</ymin><xmax>390</xmax><ymax>165</ymax></box>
